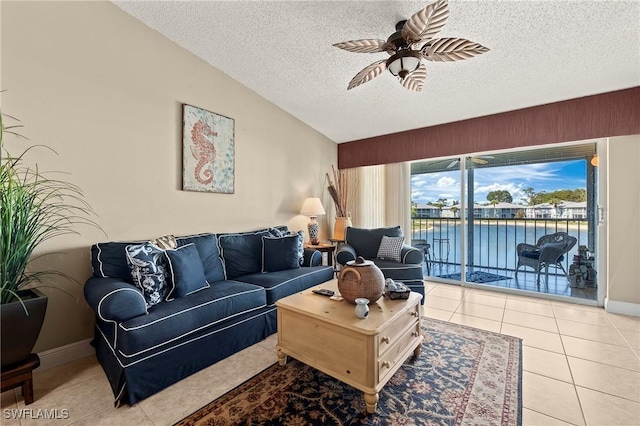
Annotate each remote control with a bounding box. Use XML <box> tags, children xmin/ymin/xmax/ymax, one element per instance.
<box><xmin>312</xmin><ymin>289</ymin><xmax>335</xmax><ymax>297</ymax></box>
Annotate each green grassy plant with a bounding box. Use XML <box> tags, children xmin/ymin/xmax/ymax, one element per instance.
<box><xmin>0</xmin><ymin>109</ymin><xmax>99</xmax><ymax>308</ymax></box>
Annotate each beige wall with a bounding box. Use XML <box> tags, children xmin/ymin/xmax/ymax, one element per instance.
<box><xmin>1</xmin><ymin>1</ymin><xmax>337</xmax><ymax>352</ymax></box>
<box><xmin>606</xmin><ymin>136</ymin><xmax>640</xmax><ymax>311</ymax></box>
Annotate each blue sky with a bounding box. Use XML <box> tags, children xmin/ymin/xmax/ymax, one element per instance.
<box><xmin>411</xmin><ymin>159</ymin><xmax>587</xmax><ymax>205</ymax></box>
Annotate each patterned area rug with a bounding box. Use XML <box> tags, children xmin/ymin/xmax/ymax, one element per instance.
<box><xmin>438</xmin><ymin>271</ymin><xmax>512</xmax><ymax>284</ymax></box>
<box><xmin>175</xmin><ymin>319</ymin><xmax>522</xmax><ymax>426</ymax></box>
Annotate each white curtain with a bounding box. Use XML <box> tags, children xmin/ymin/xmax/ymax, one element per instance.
<box><xmin>347</xmin><ymin>162</ymin><xmax>412</xmax><ymax>240</ymax></box>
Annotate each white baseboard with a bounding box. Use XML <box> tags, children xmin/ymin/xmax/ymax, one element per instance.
<box><xmin>37</xmin><ymin>338</ymin><xmax>95</xmax><ymax>372</ymax></box>
<box><xmin>604</xmin><ymin>298</ymin><xmax>640</xmax><ymax>317</ymax></box>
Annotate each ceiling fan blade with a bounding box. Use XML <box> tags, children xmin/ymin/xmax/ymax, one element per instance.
<box><xmin>422</xmin><ymin>38</ymin><xmax>490</xmax><ymax>62</ymax></box>
<box><xmin>402</xmin><ymin>0</ymin><xmax>450</xmax><ymax>45</ymax></box>
<box><xmin>471</xmin><ymin>157</ymin><xmax>489</xmax><ymax>165</ymax></box>
<box><xmin>347</xmin><ymin>60</ymin><xmax>387</xmax><ymax>90</ymax></box>
<box><xmin>333</xmin><ymin>39</ymin><xmax>391</xmax><ymax>53</ymax></box>
<box><xmin>401</xmin><ymin>63</ymin><xmax>427</xmax><ymax>92</ymax></box>
<box><xmin>447</xmin><ymin>159</ymin><xmax>459</xmax><ymax>169</ymax></box>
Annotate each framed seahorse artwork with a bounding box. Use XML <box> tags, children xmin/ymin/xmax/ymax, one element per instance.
<box><xmin>182</xmin><ymin>104</ymin><xmax>235</xmax><ymax>193</ymax></box>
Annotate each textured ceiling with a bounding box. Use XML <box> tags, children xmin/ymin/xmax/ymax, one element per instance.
<box><xmin>113</xmin><ymin>0</ymin><xmax>640</xmax><ymax>144</ymax></box>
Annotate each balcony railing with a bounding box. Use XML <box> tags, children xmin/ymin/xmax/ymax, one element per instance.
<box><xmin>411</xmin><ymin>217</ymin><xmax>590</xmax><ymax>276</ymax></box>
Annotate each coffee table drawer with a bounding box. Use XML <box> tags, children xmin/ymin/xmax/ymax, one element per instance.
<box><xmin>378</xmin><ymin>321</ymin><xmax>421</xmax><ymax>382</ymax></box>
<box><xmin>377</xmin><ymin>302</ymin><xmax>420</xmax><ymax>356</ymax></box>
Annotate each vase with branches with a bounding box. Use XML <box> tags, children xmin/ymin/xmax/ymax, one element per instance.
<box><xmin>325</xmin><ymin>166</ymin><xmax>357</xmax><ymax>240</ymax></box>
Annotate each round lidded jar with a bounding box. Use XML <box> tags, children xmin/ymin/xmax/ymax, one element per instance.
<box><xmin>338</xmin><ymin>256</ymin><xmax>385</xmax><ymax>304</ymax></box>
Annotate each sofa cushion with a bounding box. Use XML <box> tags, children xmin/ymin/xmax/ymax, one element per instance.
<box><xmin>344</xmin><ymin>226</ymin><xmax>403</xmax><ymax>260</ymax></box>
<box><xmin>376</xmin><ymin>235</ymin><xmax>405</xmax><ymax>262</ymax></box>
<box><xmin>125</xmin><ymin>242</ymin><xmax>170</xmax><ymax>307</ymax></box>
<box><xmin>91</xmin><ymin>240</ymin><xmax>145</xmax><ymax>282</ymax></box>
<box><xmin>218</xmin><ymin>230</ymin><xmax>272</xmax><ymax>279</ymax></box>
<box><xmin>371</xmin><ymin>258</ymin><xmax>424</xmax><ymax>282</ymax></box>
<box><xmin>116</xmin><ymin>281</ymin><xmax>267</xmax><ymax>357</ymax></box>
<box><xmin>164</xmin><ymin>244</ymin><xmax>210</xmax><ymax>299</ymax></box>
<box><xmin>261</xmin><ymin>235</ymin><xmax>301</xmax><ymax>272</ymax></box>
<box><xmin>176</xmin><ymin>233</ymin><xmax>225</xmax><ymax>283</ymax></box>
<box><xmin>236</xmin><ymin>266</ymin><xmax>334</xmax><ymax>305</ymax></box>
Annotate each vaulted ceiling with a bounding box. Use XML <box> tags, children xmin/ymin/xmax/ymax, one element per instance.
<box><xmin>114</xmin><ymin>0</ymin><xmax>640</xmax><ymax>144</ymax></box>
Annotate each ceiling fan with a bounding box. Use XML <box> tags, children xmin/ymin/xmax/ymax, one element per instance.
<box><xmin>447</xmin><ymin>156</ymin><xmax>494</xmax><ymax>168</ymax></box>
<box><xmin>333</xmin><ymin>0</ymin><xmax>489</xmax><ymax>91</ymax></box>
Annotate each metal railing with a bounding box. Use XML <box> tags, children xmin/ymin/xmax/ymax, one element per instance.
<box><xmin>411</xmin><ymin>217</ymin><xmax>589</xmax><ymax>276</ymax></box>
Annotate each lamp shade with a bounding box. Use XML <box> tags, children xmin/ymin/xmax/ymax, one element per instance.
<box><xmin>300</xmin><ymin>197</ymin><xmax>326</xmax><ymax>217</ymax></box>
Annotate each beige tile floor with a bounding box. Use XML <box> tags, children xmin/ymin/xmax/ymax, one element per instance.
<box><xmin>2</xmin><ymin>282</ymin><xmax>639</xmax><ymax>425</ymax></box>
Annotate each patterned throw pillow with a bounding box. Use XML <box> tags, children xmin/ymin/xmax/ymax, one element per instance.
<box><xmin>125</xmin><ymin>242</ymin><xmax>170</xmax><ymax>308</ymax></box>
<box><xmin>376</xmin><ymin>235</ymin><xmax>405</xmax><ymax>263</ymax></box>
<box><xmin>149</xmin><ymin>234</ymin><xmax>177</xmax><ymax>250</ymax></box>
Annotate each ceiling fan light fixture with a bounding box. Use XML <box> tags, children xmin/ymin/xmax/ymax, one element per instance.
<box><xmin>386</xmin><ymin>50</ymin><xmax>422</xmax><ymax>79</ymax></box>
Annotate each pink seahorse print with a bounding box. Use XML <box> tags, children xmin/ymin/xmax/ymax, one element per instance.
<box><xmin>190</xmin><ymin>120</ymin><xmax>217</xmax><ymax>185</ymax></box>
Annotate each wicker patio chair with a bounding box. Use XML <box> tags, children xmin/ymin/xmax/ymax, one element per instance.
<box><xmin>515</xmin><ymin>231</ymin><xmax>577</xmax><ymax>286</ymax></box>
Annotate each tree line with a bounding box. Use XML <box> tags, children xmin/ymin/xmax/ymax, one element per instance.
<box><xmin>414</xmin><ymin>188</ymin><xmax>586</xmax><ymax>208</ymax></box>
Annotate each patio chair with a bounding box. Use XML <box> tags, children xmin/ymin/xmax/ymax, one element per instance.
<box><xmin>411</xmin><ymin>239</ymin><xmax>432</xmax><ymax>276</ymax></box>
<box><xmin>515</xmin><ymin>232</ymin><xmax>577</xmax><ymax>286</ymax></box>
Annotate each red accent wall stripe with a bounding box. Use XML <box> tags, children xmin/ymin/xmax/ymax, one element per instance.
<box><xmin>337</xmin><ymin>87</ymin><xmax>640</xmax><ymax>169</ymax></box>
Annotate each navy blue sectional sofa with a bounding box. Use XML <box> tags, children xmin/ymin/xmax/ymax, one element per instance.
<box><xmin>84</xmin><ymin>226</ymin><xmax>333</xmax><ymax>406</ymax></box>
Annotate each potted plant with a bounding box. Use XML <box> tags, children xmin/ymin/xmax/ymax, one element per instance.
<box><xmin>0</xmin><ymin>107</ymin><xmax>98</xmax><ymax>368</ymax></box>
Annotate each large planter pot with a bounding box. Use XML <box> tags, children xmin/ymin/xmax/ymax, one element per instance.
<box><xmin>1</xmin><ymin>288</ymin><xmax>48</xmax><ymax>369</ymax></box>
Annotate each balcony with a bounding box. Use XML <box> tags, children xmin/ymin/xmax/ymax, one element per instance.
<box><xmin>411</xmin><ymin>217</ymin><xmax>597</xmax><ymax>301</ymax></box>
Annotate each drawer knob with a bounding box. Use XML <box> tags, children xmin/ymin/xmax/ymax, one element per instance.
<box><xmin>411</xmin><ymin>311</ymin><xmax>419</xmax><ymax>317</ymax></box>
<box><xmin>381</xmin><ymin>361</ymin><xmax>390</xmax><ymax>369</ymax></box>
<box><xmin>381</xmin><ymin>336</ymin><xmax>390</xmax><ymax>344</ymax></box>
<box><xmin>412</xmin><ymin>331</ymin><xmax>420</xmax><ymax>337</ymax></box>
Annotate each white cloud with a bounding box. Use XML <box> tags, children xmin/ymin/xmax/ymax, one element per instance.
<box><xmin>436</xmin><ymin>177</ymin><xmax>457</xmax><ymax>188</ymax></box>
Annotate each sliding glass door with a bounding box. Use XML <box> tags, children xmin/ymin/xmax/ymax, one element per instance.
<box><xmin>411</xmin><ymin>142</ymin><xmax>599</xmax><ymax>302</ymax></box>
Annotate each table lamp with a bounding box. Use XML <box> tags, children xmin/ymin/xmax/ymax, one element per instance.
<box><xmin>300</xmin><ymin>197</ymin><xmax>326</xmax><ymax>245</ymax></box>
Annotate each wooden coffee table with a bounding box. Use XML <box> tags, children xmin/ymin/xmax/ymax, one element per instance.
<box><xmin>276</xmin><ymin>279</ymin><xmax>423</xmax><ymax>413</ymax></box>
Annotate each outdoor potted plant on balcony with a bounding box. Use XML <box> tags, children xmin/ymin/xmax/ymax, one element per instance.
<box><xmin>0</xmin><ymin>107</ymin><xmax>98</xmax><ymax>368</ymax></box>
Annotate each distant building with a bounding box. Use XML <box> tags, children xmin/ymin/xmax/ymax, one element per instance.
<box><xmin>525</xmin><ymin>201</ymin><xmax>587</xmax><ymax>219</ymax></box>
<box><xmin>414</xmin><ymin>203</ymin><xmax>441</xmax><ymax>218</ymax></box>
<box><xmin>478</xmin><ymin>202</ymin><xmax>524</xmax><ymax>218</ymax></box>
<box><xmin>415</xmin><ymin>201</ymin><xmax>586</xmax><ymax>219</ymax></box>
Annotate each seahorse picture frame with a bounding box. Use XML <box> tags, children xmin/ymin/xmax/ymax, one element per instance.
<box><xmin>182</xmin><ymin>104</ymin><xmax>235</xmax><ymax>193</ymax></box>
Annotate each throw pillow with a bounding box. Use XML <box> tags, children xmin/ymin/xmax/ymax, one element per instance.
<box><xmin>164</xmin><ymin>243</ymin><xmax>210</xmax><ymax>300</ymax></box>
<box><xmin>125</xmin><ymin>242</ymin><xmax>169</xmax><ymax>308</ymax></box>
<box><xmin>376</xmin><ymin>235</ymin><xmax>405</xmax><ymax>263</ymax></box>
<box><xmin>269</xmin><ymin>228</ymin><xmax>304</xmax><ymax>265</ymax></box>
<box><xmin>149</xmin><ymin>234</ymin><xmax>177</xmax><ymax>250</ymax></box>
<box><xmin>261</xmin><ymin>235</ymin><xmax>302</xmax><ymax>272</ymax></box>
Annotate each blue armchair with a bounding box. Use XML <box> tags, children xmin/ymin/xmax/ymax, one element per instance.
<box><xmin>336</xmin><ymin>226</ymin><xmax>425</xmax><ymax>303</ymax></box>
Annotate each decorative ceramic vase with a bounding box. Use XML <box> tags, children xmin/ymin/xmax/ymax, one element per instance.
<box><xmin>338</xmin><ymin>256</ymin><xmax>385</xmax><ymax>304</ymax></box>
<box><xmin>354</xmin><ymin>298</ymin><xmax>370</xmax><ymax>319</ymax></box>
<box><xmin>307</xmin><ymin>217</ymin><xmax>320</xmax><ymax>245</ymax></box>
<box><xmin>333</xmin><ymin>216</ymin><xmax>352</xmax><ymax>241</ymax></box>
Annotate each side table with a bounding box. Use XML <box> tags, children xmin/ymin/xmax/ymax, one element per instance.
<box><xmin>304</xmin><ymin>243</ymin><xmax>336</xmax><ymax>266</ymax></box>
<box><xmin>1</xmin><ymin>353</ymin><xmax>40</xmax><ymax>405</ymax></box>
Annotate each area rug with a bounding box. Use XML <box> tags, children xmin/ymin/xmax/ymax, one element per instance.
<box><xmin>438</xmin><ymin>271</ymin><xmax>512</xmax><ymax>284</ymax></box>
<box><xmin>175</xmin><ymin>319</ymin><xmax>522</xmax><ymax>426</ymax></box>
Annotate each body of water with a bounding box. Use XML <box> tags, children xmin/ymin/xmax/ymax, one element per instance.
<box><xmin>412</xmin><ymin>220</ymin><xmax>590</xmax><ymax>272</ymax></box>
